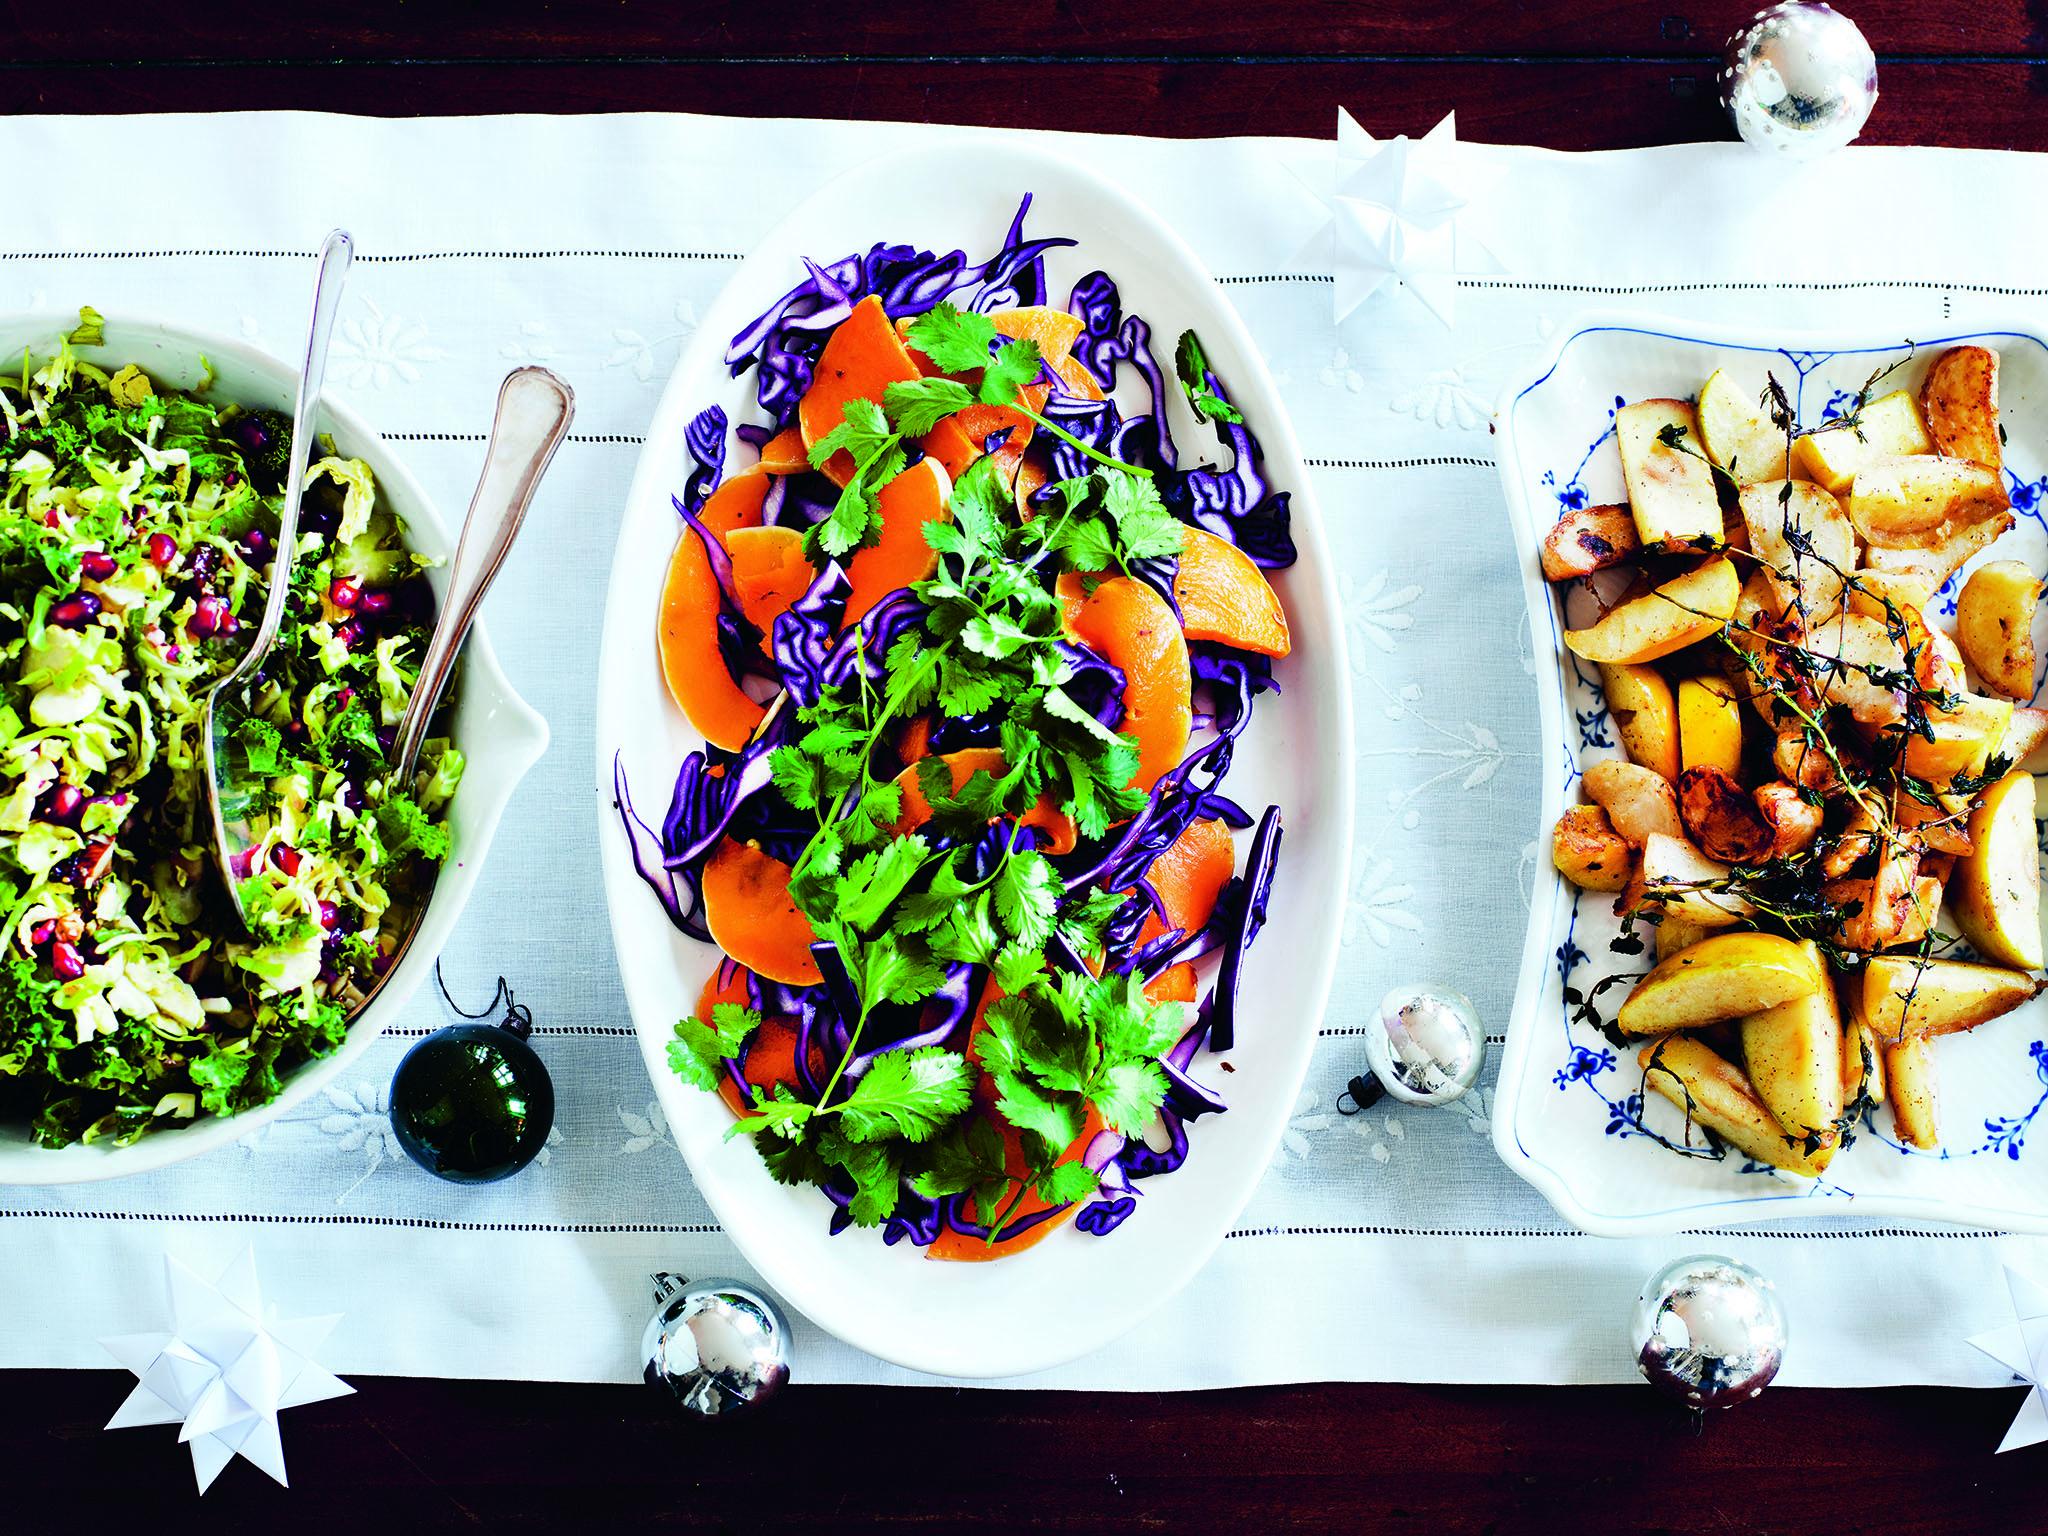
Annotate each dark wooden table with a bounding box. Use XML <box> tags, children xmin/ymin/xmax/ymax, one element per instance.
<box><xmin>6</xmin><ymin>5</ymin><xmax>2047</xmax><ymax>1529</ymax></box>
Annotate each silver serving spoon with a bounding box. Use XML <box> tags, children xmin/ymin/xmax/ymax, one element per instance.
<box><xmin>338</xmin><ymin>366</ymin><xmax>574</xmax><ymax>1014</ymax></box>
<box><xmin>204</xmin><ymin>227</ymin><xmax>354</xmax><ymax>923</ymax></box>
<box><xmin>386</xmin><ymin>366</ymin><xmax>574</xmax><ymax>787</ymax></box>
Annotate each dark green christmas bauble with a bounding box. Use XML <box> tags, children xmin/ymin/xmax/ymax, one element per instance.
<box><xmin>389</xmin><ymin>1017</ymin><xmax>554</xmax><ymax>1183</ymax></box>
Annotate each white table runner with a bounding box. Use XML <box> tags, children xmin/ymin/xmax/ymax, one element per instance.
<box><xmin>1</xmin><ymin>111</ymin><xmax>2044</xmax><ymax>1388</ymax></box>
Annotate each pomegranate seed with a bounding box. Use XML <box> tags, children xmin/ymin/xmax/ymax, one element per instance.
<box><xmin>318</xmin><ymin>900</ymin><xmax>339</xmax><ymax>931</ymax></box>
<box><xmin>329</xmin><ymin>577</ymin><xmax>362</xmax><ymax>610</ymax></box>
<box><xmin>79</xmin><ymin>551</ymin><xmax>117</xmax><ymax>581</ymax></box>
<box><xmin>146</xmin><ymin>533</ymin><xmax>177</xmax><ymax>567</ymax></box>
<box><xmin>50</xmin><ymin>941</ymin><xmax>84</xmax><ymax>980</ymax></box>
<box><xmin>358</xmin><ymin>589</ymin><xmax>393</xmax><ymax>618</ymax></box>
<box><xmin>333</xmin><ymin>619</ymin><xmax>364</xmax><ymax>650</ymax></box>
<box><xmin>271</xmin><ymin>845</ymin><xmax>301</xmax><ymax>876</ymax></box>
<box><xmin>335</xmin><ymin>686</ymin><xmax>355</xmax><ymax>709</ymax></box>
<box><xmin>189</xmin><ymin>594</ymin><xmax>229</xmax><ymax>637</ymax></box>
<box><xmin>282</xmin><ymin>720</ymin><xmax>306</xmax><ymax>740</ymax></box>
<box><xmin>28</xmin><ymin>921</ymin><xmax>53</xmax><ymax>948</ymax></box>
<box><xmin>242</xmin><ymin>528</ymin><xmax>268</xmax><ymax>556</ymax></box>
<box><xmin>40</xmin><ymin>784</ymin><xmax>83</xmax><ymax>825</ymax></box>
<box><xmin>49</xmin><ymin>593</ymin><xmax>101</xmax><ymax>629</ymax></box>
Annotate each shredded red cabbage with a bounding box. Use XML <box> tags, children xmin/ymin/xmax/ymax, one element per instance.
<box><xmin>724</xmin><ymin>196</ymin><xmax>1075</xmax><ymax>431</ymax></box>
<box><xmin>1209</xmin><ymin>804</ymin><xmax>1283</xmax><ymax>1052</ymax></box>
<box><xmin>682</xmin><ymin>405</ymin><xmax>727</xmax><ymax>515</ymax></box>
<box><xmin>613</xmin><ymin>751</ymin><xmax>710</xmax><ymax>942</ymax></box>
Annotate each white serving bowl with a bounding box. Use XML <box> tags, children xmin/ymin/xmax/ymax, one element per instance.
<box><xmin>0</xmin><ymin>314</ymin><xmax>549</xmax><ymax>1184</ymax></box>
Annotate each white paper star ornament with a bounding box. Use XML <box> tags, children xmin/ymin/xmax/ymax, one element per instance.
<box><xmin>100</xmin><ymin>1246</ymin><xmax>352</xmax><ymax>1493</ymax></box>
<box><xmin>1297</xmin><ymin>109</ymin><xmax>1502</xmax><ymax>329</ymax></box>
<box><xmin>1967</xmin><ymin>1265</ymin><xmax>2048</xmax><ymax>1453</ymax></box>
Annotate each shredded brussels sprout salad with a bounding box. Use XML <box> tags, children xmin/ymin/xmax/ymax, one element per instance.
<box><xmin>0</xmin><ymin>310</ymin><xmax>462</xmax><ymax>1148</ymax></box>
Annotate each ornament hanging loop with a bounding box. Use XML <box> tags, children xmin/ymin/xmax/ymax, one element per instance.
<box><xmin>1336</xmin><ymin>1073</ymin><xmax>1385</xmax><ymax>1115</ymax></box>
<box><xmin>435</xmin><ymin>963</ymin><xmax>534</xmax><ymax>1038</ymax></box>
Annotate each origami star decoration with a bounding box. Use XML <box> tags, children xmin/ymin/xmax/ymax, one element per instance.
<box><xmin>1293</xmin><ymin>109</ymin><xmax>1501</xmax><ymax>329</ymax></box>
<box><xmin>101</xmin><ymin>1246</ymin><xmax>352</xmax><ymax>1493</ymax></box>
<box><xmin>1967</xmin><ymin>1264</ymin><xmax>2048</xmax><ymax>1453</ymax></box>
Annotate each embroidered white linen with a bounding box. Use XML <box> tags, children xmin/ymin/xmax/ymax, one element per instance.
<box><xmin>0</xmin><ymin>111</ymin><xmax>2044</xmax><ymax>1389</ymax></box>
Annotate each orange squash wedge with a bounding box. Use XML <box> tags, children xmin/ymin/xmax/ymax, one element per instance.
<box><xmin>715</xmin><ymin>1016</ymin><xmax>825</xmax><ymax>1120</ymax></box>
<box><xmin>798</xmin><ymin>295</ymin><xmax>922</xmax><ymax>487</ymax></box>
<box><xmin>1051</xmin><ymin>353</ymin><xmax>1105</xmax><ymax>402</ymax></box>
<box><xmin>658</xmin><ymin>468</ymin><xmax>772</xmax><ymax>751</ymax></box>
<box><xmin>1121</xmin><ymin>817</ymin><xmax>1238</xmax><ymax>1004</ymax></box>
<box><xmin>757</xmin><ymin>425</ymin><xmax>811</xmax><ymax>475</ymax></box>
<box><xmin>1056</xmin><ymin>571</ymin><xmax>1193</xmax><ymax>793</ymax></box>
<box><xmin>725</xmin><ymin>524</ymin><xmax>814</xmax><ymax>655</ymax></box>
<box><xmin>701</xmin><ymin>838</ymin><xmax>822</xmax><ymax>986</ymax></box>
<box><xmin>1174</xmin><ymin>526</ymin><xmax>1291</xmax><ymax>658</ymax></box>
<box><xmin>844</xmin><ymin>457</ymin><xmax>950</xmax><ymax>628</ymax></box>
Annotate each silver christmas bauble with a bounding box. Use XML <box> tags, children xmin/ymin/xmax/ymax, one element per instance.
<box><xmin>1361</xmin><ymin>985</ymin><xmax>1486</xmax><ymax>1107</ymax></box>
<box><xmin>641</xmin><ymin>1272</ymin><xmax>790</xmax><ymax>1417</ymax></box>
<box><xmin>1631</xmin><ymin>1255</ymin><xmax>1786</xmax><ymax>1410</ymax></box>
<box><xmin>1719</xmin><ymin>3</ymin><xmax>1878</xmax><ymax>159</ymax></box>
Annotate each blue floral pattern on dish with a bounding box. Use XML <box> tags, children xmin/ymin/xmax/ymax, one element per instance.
<box><xmin>1540</xmin><ymin>335</ymin><xmax>2048</xmax><ymax>1177</ymax></box>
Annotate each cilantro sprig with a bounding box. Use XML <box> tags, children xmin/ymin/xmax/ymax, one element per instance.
<box><xmin>804</xmin><ymin>302</ymin><xmax>1151</xmax><ymax>561</ymax></box>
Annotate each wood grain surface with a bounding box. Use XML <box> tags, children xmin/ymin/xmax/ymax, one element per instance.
<box><xmin>4</xmin><ymin>6</ymin><xmax>2046</xmax><ymax>1530</ymax></box>
<box><xmin>4</xmin><ymin>1369</ymin><xmax>2039</xmax><ymax>1532</ymax></box>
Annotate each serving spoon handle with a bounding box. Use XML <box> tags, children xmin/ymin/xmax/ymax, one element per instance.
<box><xmin>204</xmin><ymin>228</ymin><xmax>353</xmax><ymax>915</ymax></box>
<box><xmin>389</xmin><ymin>367</ymin><xmax>575</xmax><ymax>785</ymax></box>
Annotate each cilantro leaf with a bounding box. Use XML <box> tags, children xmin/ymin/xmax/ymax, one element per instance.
<box><xmin>884</xmin><ymin>377</ymin><xmax>975</xmax><ymax>437</ymax></box>
<box><xmin>992</xmin><ymin>940</ymin><xmax>1045</xmax><ymax>997</ymax></box>
<box><xmin>838</xmin><ymin>1046</ymin><xmax>972</xmax><ymax>1144</ymax></box>
<box><xmin>905</xmin><ymin>303</ymin><xmax>1003</xmax><ymax>375</ymax></box>
<box><xmin>909</xmin><ymin>1113</ymin><xmax>1008</xmax><ymax>1199</ymax></box>
<box><xmin>1175</xmin><ymin>330</ymin><xmax>1244</xmax><ymax>424</ymax></box>
<box><xmin>808</xmin><ymin>396</ymin><xmax>893</xmax><ymax>470</ymax></box>
<box><xmin>730</xmin><ymin>1083</ymin><xmax>815</xmax><ymax>1141</ymax></box>
<box><xmin>925</xmin><ymin>895</ymin><xmax>1002</xmax><ymax>967</ymax></box>
<box><xmin>833</xmin><ymin>835</ymin><xmax>932</xmax><ymax>933</ymax></box>
<box><xmin>1055</xmin><ymin>885</ymin><xmax>1134</xmax><ymax>955</ymax></box>
<box><xmin>860</xmin><ymin>935</ymin><xmax>948</xmax><ymax>1008</ymax></box>
<box><xmin>989</xmin><ymin>1067</ymin><xmax>1081</xmax><ymax>1151</ymax></box>
<box><xmin>830</xmin><ymin>1136</ymin><xmax>903</xmax><ymax>1226</ymax></box>
<box><xmin>1033</xmin><ymin>1160</ymin><xmax>1101</xmax><ymax>1206</ymax></box>
<box><xmin>1102</xmin><ymin>471</ymin><xmax>1185</xmax><ymax>561</ymax></box>
<box><xmin>980</xmin><ymin>338</ymin><xmax>1042</xmax><ymax>407</ymax></box>
<box><xmin>992</xmin><ymin>850</ymin><xmax>1058</xmax><ymax>949</ymax></box>
<box><xmin>814</xmin><ymin>441</ymin><xmax>906</xmax><ymax>558</ymax></box>
<box><xmin>667</xmin><ymin>1003</ymin><xmax>760</xmax><ymax>1092</ymax></box>
<box><xmin>1096</xmin><ymin>1059</ymin><xmax>1167</xmax><ymax>1136</ymax></box>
